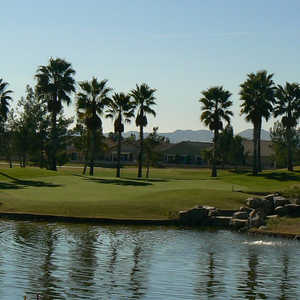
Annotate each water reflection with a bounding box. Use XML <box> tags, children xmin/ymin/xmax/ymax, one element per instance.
<box><xmin>0</xmin><ymin>220</ymin><xmax>300</xmax><ymax>299</ymax></box>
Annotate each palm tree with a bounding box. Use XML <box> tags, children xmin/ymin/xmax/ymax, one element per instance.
<box><xmin>274</xmin><ymin>82</ymin><xmax>300</xmax><ymax>171</ymax></box>
<box><xmin>0</xmin><ymin>78</ymin><xmax>13</xmax><ymax>123</ymax></box>
<box><xmin>106</xmin><ymin>92</ymin><xmax>134</xmax><ymax>177</ymax></box>
<box><xmin>35</xmin><ymin>58</ymin><xmax>76</xmax><ymax>171</ymax></box>
<box><xmin>199</xmin><ymin>86</ymin><xmax>233</xmax><ymax>177</ymax></box>
<box><xmin>240</xmin><ymin>70</ymin><xmax>275</xmax><ymax>175</ymax></box>
<box><xmin>76</xmin><ymin>77</ymin><xmax>112</xmax><ymax>176</ymax></box>
<box><xmin>130</xmin><ymin>83</ymin><xmax>157</xmax><ymax>178</ymax></box>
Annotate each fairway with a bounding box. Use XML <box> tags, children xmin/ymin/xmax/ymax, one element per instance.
<box><xmin>0</xmin><ymin>166</ymin><xmax>299</xmax><ymax>220</ymax></box>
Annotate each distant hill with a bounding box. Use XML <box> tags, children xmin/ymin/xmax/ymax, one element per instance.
<box><xmin>237</xmin><ymin>129</ymin><xmax>271</xmax><ymax>141</ymax></box>
<box><xmin>105</xmin><ymin>128</ymin><xmax>271</xmax><ymax>143</ymax></box>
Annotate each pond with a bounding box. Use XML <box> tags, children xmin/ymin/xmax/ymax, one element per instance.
<box><xmin>0</xmin><ymin>219</ymin><xmax>300</xmax><ymax>299</ymax></box>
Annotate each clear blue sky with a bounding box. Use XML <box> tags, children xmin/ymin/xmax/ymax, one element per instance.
<box><xmin>2</xmin><ymin>0</ymin><xmax>300</xmax><ymax>133</ymax></box>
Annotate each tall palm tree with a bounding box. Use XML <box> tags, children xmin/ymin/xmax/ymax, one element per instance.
<box><xmin>76</xmin><ymin>77</ymin><xmax>112</xmax><ymax>176</ymax></box>
<box><xmin>106</xmin><ymin>92</ymin><xmax>135</xmax><ymax>178</ymax></box>
<box><xmin>274</xmin><ymin>82</ymin><xmax>300</xmax><ymax>171</ymax></box>
<box><xmin>240</xmin><ymin>70</ymin><xmax>275</xmax><ymax>175</ymax></box>
<box><xmin>35</xmin><ymin>58</ymin><xmax>76</xmax><ymax>171</ymax></box>
<box><xmin>130</xmin><ymin>83</ymin><xmax>157</xmax><ymax>178</ymax></box>
<box><xmin>0</xmin><ymin>78</ymin><xmax>13</xmax><ymax>123</ymax></box>
<box><xmin>199</xmin><ymin>86</ymin><xmax>233</xmax><ymax>177</ymax></box>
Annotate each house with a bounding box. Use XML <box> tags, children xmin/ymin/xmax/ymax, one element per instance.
<box><xmin>160</xmin><ymin>141</ymin><xmax>212</xmax><ymax>165</ymax></box>
<box><xmin>242</xmin><ymin>139</ymin><xmax>274</xmax><ymax>168</ymax></box>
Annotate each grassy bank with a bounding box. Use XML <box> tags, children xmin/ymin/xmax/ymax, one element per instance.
<box><xmin>0</xmin><ymin>166</ymin><xmax>299</xmax><ymax>221</ymax></box>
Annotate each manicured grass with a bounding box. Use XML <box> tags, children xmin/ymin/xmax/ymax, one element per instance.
<box><xmin>0</xmin><ymin>165</ymin><xmax>299</xmax><ymax>220</ymax></box>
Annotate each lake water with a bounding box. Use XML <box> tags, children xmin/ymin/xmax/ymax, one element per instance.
<box><xmin>0</xmin><ymin>219</ymin><xmax>300</xmax><ymax>299</ymax></box>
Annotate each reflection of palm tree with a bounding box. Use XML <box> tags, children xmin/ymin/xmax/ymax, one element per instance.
<box><xmin>67</xmin><ymin>226</ymin><xmax>98</xmax><ymax>299</ymax></box>
<box><xmin>279</xmin><ymin>254</ymin><xmax>289</xmax><ymax>300</ymax></box>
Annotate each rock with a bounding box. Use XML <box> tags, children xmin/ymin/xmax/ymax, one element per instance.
<box><xmin>249</xmin><ymin>209</ymin><xmax>265</xmax><ymax>228</ymax></box>
<box><xmin>267</xmin><ymin>214</ymin><xmax>279</xmax><ymax>220</ymax></box>
<box><xmin>240</xmin><ymin>206</ymin><xmax>252</xmax><ymax>213</ymax></box>
<box><xmin>285</xmin><ymin>204</ymin><xmax>300</xmax><ymax>217</ymax></box>
<box><xmin>274</xmin><ymin>205</ymin><xmax>289</xmax><ymax>217</ymax></box>
<box><xmin>210</xmin><ymin>216</ymin><xmax>231</xmax><ymax>227</ymax></box>
<box><xmin>245</xmin><ymin>197</ymin><xmax>263</xmax><ymax>209</ymax></box>
<box><xmin>258</xmin><ymin>225</ymin><xmax>268</xmax><ymax>231</ymax></box>
<box><xmin>230</xmin><ymin>218</ymin><xmax>248</xmax><ymax>229</ymax></box>
<box><xmin>294</xmin><ymin>198</ymin><xmax>300</xmax><ymax>205</ymax></box>
<box><xmin>260</xmin><ymin>198</ymin><xmax>274</xmax><ymax>215</ymax></box>
<box><xmin>233</xmin><ymin>211</ymin><xmax>249</xmax><ymax>220</ymax></box>
<box><xmin>264</xmin><ymin>194</ymin><xmax>276</xmax><ymax>202</ymax></box>
<box><xmin>179</xmin><ymin>206</ymin><xmax>209</xmax><ymax>225</ymax></box>
<box><xmin>215</xmin><ymin>209</ymin><xmax>238</xmax><ymax>217</ymax></box>
<box><xmin>273</xmin><ymin>196</ymin><xmax>290</xmax><ymax>208</ymax></box>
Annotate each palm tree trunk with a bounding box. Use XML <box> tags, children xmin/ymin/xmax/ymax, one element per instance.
<box><xmin>138</xmin><ymin>125</ymin><xmax>144</xmax><ymax>178</ymax></box>
<box><xmin>89</xmin><ymin>129</ymin><xmax>95</xmax><ymax>176</ymax></box>
<box><xmin>257</xmin><ymin>119</ymin><xmax>262</xmax><ymax>172</ymax></box>
<box><xmin>50</xmin><ymin>112</ymin><xmax>57</xmax><ymax>171</ymax></box>
<box><xmin>252</xmin><ymin>124</ymin><xmax>258</xmax><ymax>176</ymax></box>
<box><xmin>287</xmin><ymin>126</ymin><xmax>294</xmax><ymax>171</ymax></box>
<box><xmin>146</xmin><ymin>162</ymin><xmax>150</xmax><ymax>178</ymax></box>
<box><xmin>116</xmin><ymin>131</ymin><xmax>121</xmax><ymax>178</ymax></box>
<box><xmin>82</xmin><ymin>149</ymin><xmax>89</xmax><ymax>175</ymax></box>
<box><xmin>211</xmin><ymin>129</ymin><xmax>218</xmax><ymax>177</ymax></box>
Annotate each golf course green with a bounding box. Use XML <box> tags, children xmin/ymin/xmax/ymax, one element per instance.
<box><xmin>0</xmin><ymin>165</ymin><xmax>299</xmax><ymax>224</ymax></box>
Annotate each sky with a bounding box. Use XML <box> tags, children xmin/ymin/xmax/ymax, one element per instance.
<box><xmin>1</xmin><ymin>0</ymin><xmax>300</xmax><ymax>134</ymax></box>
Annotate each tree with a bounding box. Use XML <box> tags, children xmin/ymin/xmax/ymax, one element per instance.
<box><xmin>106</xmin><ymin>92</ymin><xmax>134</xmax><ymax>177</ymax></box>
<box><xmin>130</xmin><ymin>83</ymin><xmax>157</xmax><ymax>178</ymax></box>
<box><xmin>216</xmin><ymin>125</ymin><xmax>245</xmax><ymax>168</ymax></box>
<box><xmin>144</xmin><ymin>127</ymin><xmax>168</xmax><ymax>178</ymax></box>
<box><xmin>0</xmin><ymin>78</ymin><xmax>13</xmax><ymax>124</ymax></box>
<box><xmin>35</xmin><ymin>57</ymin><xmax>76</xmax><ymax>171</ymax></box>
<box><xmin>199</xmin><ymin>86</ymin><xmax>233</xmax><ymax>177</ymax></box>
<box><xmin>274</xmin><ymin>82</ymin><xmax>300</xmax><ymax>171</ymax></box>
<box><xmin>76</xmin><ymin>77</ymin><xmax>112</xmax><ymax>176</ymax></box>
<box><xmin>240</xmin><ymin>70</ymin><xmax>275</xmax><ymax>175</ymax></box>
<box><xmin>270</xmin><ymin>121</ymin><xmax>300</xmax><ymax>168</ymax></box>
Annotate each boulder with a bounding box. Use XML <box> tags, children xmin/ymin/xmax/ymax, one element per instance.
<box><xmin>240</xmin><ymin>206</ymin><xmax>252</xmax><ymax>213</ymax></box>
<box><xmin>264</xmin><ymin>194</ymin><xmax>276</xmax><ymax>202</ymax></box>
<box><xmin>274</xmin><ymin>205</ymin><xmax>289</xmax><ymax>217</ymax></box>
<box><xmin>249</xmin><ymin>209</ymin><xmax>266</xmax><ymax>228</ymax></box>
<box><xmin>260</xmin><ymin>198</ymin><xmax>274</xmax><ymax>215</ymax></box>
<box><xmin>230</xmin><ymin>218</ymin><xmax>248</xmax><ymax>230</ymax></box>
<box><xmin>273</xmin><ymin>196</ymin><xmax>290</xmax><ymax>208</ymax></box>
<box><xmin>285</xmin><ymin>204</ymin><xmax>300</xmax><ymax>217</ymax></box>
<box><xmin>210</xmin><ymin>216</ymin><xmax>231</xmax><ymax>227</ymax></box>
<box><xmin>179</xmin><ymin>206</ymin><xmax>209</xmax><ymax>225</ymax></box>
<box><xmin>233</xmin><ymin>211</ymin><xmax>249</xmax><ymax>220</ymax></box>
<box><xmin>245</xmin><ymin>197</ymin><xmax>263</xmax><ymax>209</ymax></box>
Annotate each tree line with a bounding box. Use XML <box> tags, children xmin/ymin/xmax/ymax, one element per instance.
<box><xmin>200</xmin><ymin>70</ymin><xmax>300</xmax><ymax>177</ymax></box>
<box><xmin>1</xmin><ymin>59</ymin><xmax>299</xmax><ymax>178</ymax></box>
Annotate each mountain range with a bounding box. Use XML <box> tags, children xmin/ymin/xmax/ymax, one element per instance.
<box><xmin>106</xmin><ymin>129</ymin><xmax>271</xmax><ymax>143</ymax></box>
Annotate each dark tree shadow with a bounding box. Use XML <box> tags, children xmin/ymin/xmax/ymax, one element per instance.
<box><xmin>74</xmin><ymin>175</ymin><xmax>152</xmax><ymax>186</ymax></box>
<box><xmin>0</xmin><ymin>172</ymin><xmax>62</xmax><ymax>189</ymax></box>
<box><xmin>123</xmin><ymin>177</ymin><xmax>169</xmax><ymax>183</ymax></box>
<box><xmin>0</xmin><ymin>182</ymin><xmax>22</xmax><ymax>190</ymax></box>
<box><xmin>254</xmin><ymin>172</ymin><xmax>300</xmax><ymax>182</ymax></box>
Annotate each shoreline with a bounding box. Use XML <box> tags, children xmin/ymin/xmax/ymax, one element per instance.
<box><xmin>1</xmin><ymin>211</ymin><xmax>300</xmax><ymax>240</ymax></box>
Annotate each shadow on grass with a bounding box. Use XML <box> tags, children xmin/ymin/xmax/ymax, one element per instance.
<box><xmin>254</xmin><ymin>172</ymin><xmax>300</xmax><ymax>182</ymax></box>
<box><xmin>123</xmin><ymin>177</ymin><xmax>169</xmax><ymax>183</ymax></box>
<box><xmin>0</xmin><ymin>172</ymin><xmax>62</xmax><ymax>189</ymax></box>
<box><xmin>74</xmin><ymin>175</ymin><xmax>152</xmax><ymax>186</ymax></box>
<box><xmin>228</xmin><ymin>169</ymin><xmax>251</xmax><ymax>175</ymax></box>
